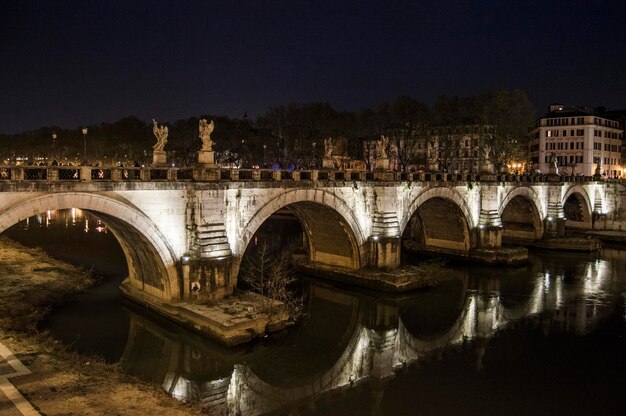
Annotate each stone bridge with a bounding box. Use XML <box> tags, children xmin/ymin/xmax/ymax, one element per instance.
<box><xmin>0</xmin><ymin>165</ymin><xmax>624</xmax><ymax>305</ymax></box>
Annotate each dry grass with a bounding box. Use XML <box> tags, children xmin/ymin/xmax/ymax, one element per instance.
<box><xmin>0</xmin><ymin>236</ymin><xmax>206</xmax><ymax>415</ymax></box>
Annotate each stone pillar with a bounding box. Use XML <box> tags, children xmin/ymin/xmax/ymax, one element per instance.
<box><xmin>477</xmin><ymin>184</ymin><xmax>503</xmax><ymax>248</ymax></box>
<box><xmin>368</xmin><ymin>236</ymin><xmax>401</xmax><ymax>269</ymax></box>
<box><xmin>152</xmin><ymin>150</ymin><xmax>167</xmax><ymax>166</ymax></box>
<box><xmin>186</xmin><ymin>257</ymin><xmax>233</xmax><ymax>301</ymax></box>
<box><xmin>544</xmin><ymin>184</ymin><xmax>566</xmax><ymax>238</ymax></box>
<box><xmin>369</xmin><ymin>209</ymin><xmax>401</xmax><ymax>269</ymax></box>
<box><xmin>322</xmin><ymin>158</ymin><xmax>334</xmax><ymax>169</ymax></box>
<box><xmin>80</xmin><ymin>166</ymin><xmax>92</xmax><ymax>181</ymax></box>
<box><xmin>186</xmin><ymin>223</ymin><xmax>234</xmax><ymax>302</ymax></box>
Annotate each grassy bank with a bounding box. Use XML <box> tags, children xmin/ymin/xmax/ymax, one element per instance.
<box><xmin>0</xmin><ymin>236</ymin><xmax>205</xmax><ymax>415</ymax></box>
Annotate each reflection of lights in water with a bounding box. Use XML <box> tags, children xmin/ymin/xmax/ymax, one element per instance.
<box><xmin>95</xmin><ymin>220</ymin><xmax>107</xmax><ymax>233</ymax></box>
<box><xmin>84</xmin><ymin>218</ymin><xmax>89</xmax><ymax>233</ymax></box>
<box><xmin>583</xmin><ymin>260</ymin><xmax>607</xmax><ymax>296</ymax></box>
<box><xmin>462</xmin><ymin>293</ymin><xmax>477</xmax><ymax>340</ymax></box>
<box><xmin>71</xmin><ymin>208</ymin><xmax>76</xmax><ymax>225</ymax></box>
<box><xmin>544</xmin><ymin>272</ymin><xmax>550</xmax><ymax>292</ymax></box>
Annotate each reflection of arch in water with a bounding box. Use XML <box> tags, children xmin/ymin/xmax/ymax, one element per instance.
<box><xmin>119</xmin><ymin>306</ymin><xmax>243</xmax><ymax>405</ymax></box>
<box><xmin>226</xmin><ymin>284</ymin><xmax>365</xmax><ymax>415</ymax></box>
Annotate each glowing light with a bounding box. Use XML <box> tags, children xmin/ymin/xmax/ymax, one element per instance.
<box><xmin>547</xmin><ymin>216</ymin><xmax>554</xmax><ymax>222</ymax></box>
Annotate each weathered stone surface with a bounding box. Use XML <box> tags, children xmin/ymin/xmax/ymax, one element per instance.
<box><xmin>0</xmin><ymin>172</ymin><xmax>623</xmax><ymax>307</ymax></box>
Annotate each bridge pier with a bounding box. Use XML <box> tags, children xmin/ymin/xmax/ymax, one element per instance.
<box><xmin>182</xmin><ymin>257</ymin><xmax>233</xmax><ymax>301</ymax></box>
<box><xmin>367</xmin><ymin>236</ymin><xmax>401</xmax><ymax>269</ymax></box>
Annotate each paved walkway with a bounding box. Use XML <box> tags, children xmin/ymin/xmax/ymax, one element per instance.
<box><xmin>0</xmin><ymin>342</ymin><xmax>40</xmax><ymax>416</ymax></box>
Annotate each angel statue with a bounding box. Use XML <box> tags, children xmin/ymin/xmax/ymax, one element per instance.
<box><xmin>324</xmin><ymin>137</ymin><xmax>334</xmax><ymax>159</ymax></box>
<box><xmin>377</xmin><ymin>135</ymin><xmax>389</xmax><ymax>159</ymax></box>
<box><xmin>199</xmin><ymin>118</ymin><xmax>215</xmax><ymax>151</ymax></box>
<box><xmin>152</xmin><ymin>119</ymin><xmax>168</xmax><ymax>151</ymax></box>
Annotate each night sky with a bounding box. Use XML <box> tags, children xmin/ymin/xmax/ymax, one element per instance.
<box><xmin>1</xmin><ymin>0</ymin><xmax>625</xmax><ymax>134</ymax></box>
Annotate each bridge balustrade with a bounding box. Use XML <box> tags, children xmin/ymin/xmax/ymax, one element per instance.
<box><xmin>59</xmin><ymin>168</ymin><xmax>80</xmax><ymax>180</ymax></box>
<box><xmin>121</xmin><ymin>168</ymin><xmax>141</xmax><ymax>180</ymax></box>
<box><xmin>149</xmin><ymin>169</ymin><xmax>168</xmax><ymax>181</ymax></box>
<box><xmin>91</xmin><ymin>168</ymin><xmax>111</xmax><ymax>180</ymax></box>
<box><xmin>24</xmin><ymin>168</ymin><xmax>47</xmax><ymax>180</ymax></box>
<box><xmin>238</xmin><ymin>169</ymin><xmax>253</xmax><ymax>180</ymax></box>
<box><xmin>0</xmin><ymin>164</ymin><xmax>610</xmax><ymax>185</ymax></box>
<box><xmin>0</xmin><ymin>167</ymin><xmax>11</xmax><ymax>180</ymax></box>
<box><xmin>176</xmin><ymin>169</ymin><xmax>194</xmax><ymax>181</ymax></box>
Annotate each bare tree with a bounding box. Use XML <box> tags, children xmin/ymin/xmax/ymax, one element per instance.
<box><xmin>241</xmin><ymin>242</ymin><xmax>302</xmax><ymax>320</ymax></box>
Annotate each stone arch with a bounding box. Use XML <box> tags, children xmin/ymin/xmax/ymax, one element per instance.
<box><xmin>0</xmin><ymin>192</ymin><xmax>180</xmax><ymax>300</ymax></box>
<box><xmin>562</xmin><ymin>185</ymin><xmax>593</xmax><ymax>229</ymax></box>
<box><xmin>232</xmin><ymin>189</ymin><xmax>366</xmax><ymax>283</ymax></box>
<box><xmin>401</xmin><ymin>187</ymin><xmax>474</xmax><ymax>253</ymax></box>
<box><xmin>499</xmin><ymin>187</ymin><xmax>544</xmax><ymax>241</ymax></box>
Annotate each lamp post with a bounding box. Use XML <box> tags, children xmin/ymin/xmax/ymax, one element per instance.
<box><xmin>51</xmin><ymin>132</ymin><xmax>57</xmax><ymax>162</ymax></box>
<box><xmin>263</xmin><ymin>144</ymin><xmax>267</xmax><ymax>165</ymax></box>
<box><xmin>82</xmin><ymin>127</ymin><xmax>88</xmax><ymax>162</ymax></box>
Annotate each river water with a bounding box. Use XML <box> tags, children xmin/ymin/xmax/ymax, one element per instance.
<box><xmin>3</xmin><ymin>209</ymin><xmax>626</xmax><ymax>415</ymax></box>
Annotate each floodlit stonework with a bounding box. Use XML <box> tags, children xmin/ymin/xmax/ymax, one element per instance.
<box><xmin>0</xmin><ymin>166</ymin><xmax>623</xmax><ymax>343</ymax></box>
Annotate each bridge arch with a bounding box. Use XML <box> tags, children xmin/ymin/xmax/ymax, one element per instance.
<box><xmin>499</xmin><ymin>187</ymin><xmax>544</xmax><ymax>241</ymax></box>
<box><xmin>0</xmin><ymin>192</ymin><xmax>180</xmax><ymax>300</ymax></box>
<box><xmin>401</xmin><ymin>187</ymin><xmax>475</xmax><ymax>253</ymax></box>
<box><xmin>562</xmin><ymin>185</ymin><xmax>593</xmax><ymax>229</ymax></box>
<box><xmin>232</xmin><ymin>189</ymin><xmax>366</xmax><ymax>284</ymax></box>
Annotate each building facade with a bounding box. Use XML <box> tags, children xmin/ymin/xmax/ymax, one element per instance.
<box><xmin>529</xmin><ymin>105</ymin><xmax>624</xmax><ymax>177</ymax></box>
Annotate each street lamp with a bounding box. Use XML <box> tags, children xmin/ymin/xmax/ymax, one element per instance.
<box><xmin>51</xmin><ymin>132</ymin><xmax>57</xmax><ymax>161</ymax></box>
<box><xmin>82</xmin><ymin>127</ymin><xmax>88</xmax><ymax>161</ymax></box>
<box><xmin>263</xmin><ymin>144</ymin><xmax>267</xmax><ymax>164</ymax></box>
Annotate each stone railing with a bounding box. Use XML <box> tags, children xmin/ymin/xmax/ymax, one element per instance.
<box><xmin>0</xmin><ymin>165</ymin><xmax>608</xmax><ymax>184</ymax></box>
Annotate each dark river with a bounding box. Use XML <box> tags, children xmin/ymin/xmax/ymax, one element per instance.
<box><xmin>3</xmin><ymin>209</ymin><xmax>626</xmax><ymax>416</ymax></box>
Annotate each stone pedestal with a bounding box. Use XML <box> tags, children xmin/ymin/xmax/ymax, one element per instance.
<box><xmin>480</xmin><ymin>162</ymin><xmax>495</xmax><ymax>174</ymax></box>
<box><xmin>198</xmin><ymin>150</ymin><xmax>217</xmax><ymax>167</ymax></box>
<box><xmin>322</xmin><ymin>158</ymin><xmax>334</xmax><ymax>169</ymax></box>
<box><xmin>375</xmin><ymin>158</ymin><xmax>389</xmax><ymax>171</ymax></box>
<box><xmin>152</xmin><ymin>150</ymin><xmax>167</xmax><ymax>166</ymax></box>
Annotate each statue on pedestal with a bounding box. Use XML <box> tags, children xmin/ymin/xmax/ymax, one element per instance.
<box><xmin>324</xmin><ymin>137</ymin><xmax>334</xmax><ymax>159</ymax></box>
<box><xmin>550</xmin><ymin>153</ymin><xmax>559</xmax><ymax>175</ymax></box>
<box><xmin>152</xmin><ymin>119</ymin><xmax>168</xmax><ymax>151</ymax></box>
<box><xmin>199</xmin><ymin>119</ymin><xmax>215</xmax><ymax>151</ymax></box>
<box><xmin>376</xmin><ymin>135</ymin><xmax>389</xmax><ymax>159</ymax></box>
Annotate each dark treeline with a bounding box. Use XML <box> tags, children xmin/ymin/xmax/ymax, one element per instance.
<box><xmin>0</xmin><ymin>90</ymin><xmax>535</xmax><ymax>170</ymax></box>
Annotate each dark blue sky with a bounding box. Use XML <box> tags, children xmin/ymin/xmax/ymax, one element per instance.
<box><xmin>1</xmin><ymin>0</ymin><xmax>625</xmax><ymax>133</ymax></box>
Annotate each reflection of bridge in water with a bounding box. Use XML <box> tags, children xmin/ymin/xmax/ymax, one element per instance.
<box><xmin>119</xmin><ymin>251</ymin><xmax>624</xmax><ymax>415</ymax></box>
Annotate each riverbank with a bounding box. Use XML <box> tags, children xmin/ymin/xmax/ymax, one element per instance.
<box><xmin>0</xmin><ymin>236</ymin><xmax>205</xmax><ymax>415</ymax></box>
